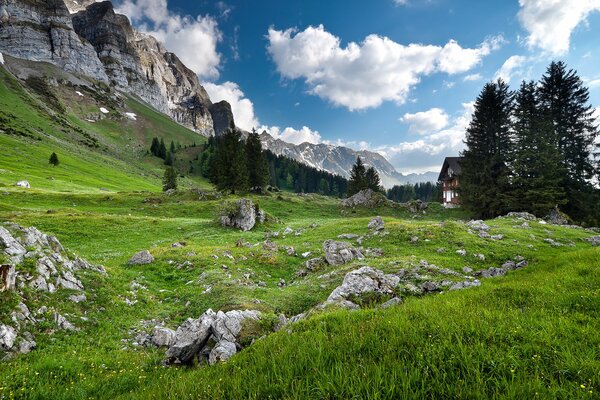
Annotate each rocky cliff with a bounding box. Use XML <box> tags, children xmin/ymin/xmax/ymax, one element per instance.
<box><xmin>0</xmin><ymin>0</ymin><xmax>214</xmax><ymax>136</ymax></box>
<box><xmin>0</xmin><ymin>0</ymin><xmax>108</xmax><ymax>82</ymax></box>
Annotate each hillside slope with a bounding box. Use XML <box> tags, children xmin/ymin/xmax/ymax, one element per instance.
<box><xmin>0</xmin><ymin>58</ymin><xmax>210</xmax><ymax>192</ymax></box>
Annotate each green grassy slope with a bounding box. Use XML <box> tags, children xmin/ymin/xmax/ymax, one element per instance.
<box><xmin>0</xmin><ymin>61</ymin><xmax>208</xmax><ymax>193</ymax></box>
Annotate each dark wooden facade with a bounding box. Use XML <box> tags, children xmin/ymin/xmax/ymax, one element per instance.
<box><xmin>437</xmin><ymin>157</ymin><xmax>463</xmax><ymax>207</ymax></box>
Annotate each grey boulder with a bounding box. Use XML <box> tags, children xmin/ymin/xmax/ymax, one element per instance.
<box><xmin>327</xmin><ymin>266</ymin><xmax>400</xmax><ymax>303</ymax></box>
<box><xmin>166</xmin><ymin>310</ymin><xmax>216</xmax><ymax>364</ymax></box>
<box><xmin>368</xmin><ymin>216</ymin><xmax>384</xmax><ymax>231</ymax></box>
<box><xmin>322</xmin><ymin>240</ymin><xmax>364</xmax><ymax>266</ymax></box>
<box><xmin>220</xmin><ymin>199</ymin><xmax>258</xmax><ymax>231</ymax></box>
<box><xmin>128</xmin><ymin>250</ymin><xmax>154</xmax><ymax>265</ymax></box>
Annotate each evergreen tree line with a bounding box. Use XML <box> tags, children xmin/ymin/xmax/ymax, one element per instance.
<box><xmin>190</xmin><ymin>129</ymin><xmax>349</xmax><ymax>197</ymax></box>
<box><xmin>347</xmin><ymin>157</ymin><xmax>383</xmax><ymax>195</ymax></box>
<box><xmin>387</xmin><ymin>182</ymin><xmax>442</xmax><ymax>203</ymax></box>
<box><xmin>150</xmin><ymin>137</ymin><xmax>184</xmax><ymax>166</ymax></box>
<box><xmin>460</xmin><ymin>61</ymin><xmax>599</xmax><ymax>224</ymax></box>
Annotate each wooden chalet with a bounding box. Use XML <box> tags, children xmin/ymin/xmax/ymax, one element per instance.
<box><xmin>438</xmin><ymin>157</ymin><xmax>463</xmax><ymax>207</ymax></box>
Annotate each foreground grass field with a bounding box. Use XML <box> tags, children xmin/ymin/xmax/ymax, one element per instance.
<box><xmin>0</xmin><ymin>185</ymin><xmax>598</xmax><ymax>399</ymax></box>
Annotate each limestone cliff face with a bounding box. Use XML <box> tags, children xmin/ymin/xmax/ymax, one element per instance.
<box><xmin>71</xmin><ymin>1</ymin><xmax>214</xmax><ymax>136</ymax></box>
<box><xmin>0</xmin><ymin>0</ymin><xmax>108</xmax><ymax>82</ymax></box>
<box><xmin>209</xmin><ymin>101</ymin><xmax>235</xmax><ymax>136</ymax></box>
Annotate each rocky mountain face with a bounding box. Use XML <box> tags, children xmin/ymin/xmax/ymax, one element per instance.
<box><xmin>258</xmin><ymin>132</ymin><xmax>438</xmax><ymax>187</ymax></box>
<box><xmin>0</xmin><ymin>0</ymin><xmax>215</xmax><ymax>136</ymax></box>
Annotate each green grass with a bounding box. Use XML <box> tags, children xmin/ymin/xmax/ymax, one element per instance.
<box><xmin>0</xmin><ymin>61</ymin><xmax>598</xmax><ymax>399</ymax></box>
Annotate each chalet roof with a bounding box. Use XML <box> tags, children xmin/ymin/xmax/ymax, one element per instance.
<box><xmin>437</xmin><ymin>157</ymin><xmax>464</xmax><ymax>181</ymax></box>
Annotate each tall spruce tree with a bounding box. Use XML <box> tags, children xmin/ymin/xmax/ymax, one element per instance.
<box><xmin>538</xmin><ymin>61</ymin><xmax>599</xmax><ymax>221</ymax></box>
<box><xmin>150</xmin><ymin>137</ymin><xmax>159</xmax><ymax>157</ymax></box>
<box><xmin>245</xmin><ymin>129</ymin><xmax>269</xmax><ymax>191</ymax></box>
<box><xmin>49</xmin><ymin>152</ymin><xmax>59</xmax><ymax>167</ymax></box>
<box><xmin>348</xmin><ymin>157</ymin><xmax>367</xmax><ymax>195</ymax></box>
<box><xmin>365</xmin><ymin>167</ymin><xmax>381</xmax><ymax>192</ymax></box>
<box><xmin>512</xmin><ymin>81</ymin><xmax>566</xmax><ymax>216</ymax></box>
<box><xmin>460</xmin><ymin>79</ymin><xmax>514</xmax><ymax>218</ymax></box>
<box><xmin>162</xmin><ymin>167</ymin><xmax>177</xmax><ymax>191</ymax></box>
<box><xmin>212</xmin><ymin>129</ymin><xmax>248</xmax><ymax>194</ymax></box>
<box><xmin>158</xmin><ymin>138</ymin><xmax>167</xmax><ymax>159</ymax></box>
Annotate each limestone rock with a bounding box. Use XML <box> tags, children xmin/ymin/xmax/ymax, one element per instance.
<box><xmin>505</xmin><ymin>212</ymin><xmax>537</xmax><ymax>221</ymax></box>
<box><xmin>152</xmin><ymin>327</ymin><xmax>176</xmax><ymax>348</ymax></box>
<box><xmin>0</xmin><ymin>324</ymin><xmax>17</xmax><ymax>351</ymax></box>
<box><xmin>208</xmin><ymin>340</ymin><xmax>237</xmax><ymax>365</ymax></box>
<box><xmin>327</xmin><ymin>266</ymin><xmax>400</xmax><ymax>303</ymax></box>
<box><xmin>545</xmin><ymin>208</ymin><xmax>569</xmax><ymax>225</ymax></box>
<box><xmin>166</xmin><ymin>310</ymin><xmax>216</xmax><ymax>364</ymax></box>
<box><xmin>322</xmin><ymin>240</ymin><xmax>364</xmax><ymax>266</ymax></box>
<box><xmin>340</xmin><ymin>189</ymin><xmax>387</xmax><ymax>208</ymax></box>
<box><xmin>128</xmin><ymin>250</ymin><xmax>154</xmax><ymax>265</ymax></box>
<box><xmin>15</xmin><ymin>180</ymin><xmax>30</xmax><ymax>188</ymax></box>
<box><xmin>368</xmin><ymin>216</ymin><xmax>384</xmax><ymax>231</ymax></box>
<box><xmin>209</xmin><ymin>101</ymin><xmax>235</xmax><ymax>137</ymax></box>
<box><xmin>0</xmin><ymin>0</ymin><xmax>108</xmax><ymax>82</ymax></box>
<box><xmin>220</xmin><ymin>199</ymin><xmax>258</xmax><ymax>232</ymax></box>
<box><xmin>586</xmin><ymin>236</ymin><xmax>600</xmax><ymax>246</ymax></box>
<box><xmin>467</xmin><ymin>220</ymin><xmax>490</xmax><ymax>232</ymax></box>
<box><xmin>54</xmin><ymin>313</ymin><xmax>78</xmax><ymax>331</ymax></box>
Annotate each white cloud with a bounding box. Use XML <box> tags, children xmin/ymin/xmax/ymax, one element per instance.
<box><xmin>463</xmin><ymin>73</ymin><xmax>482</xmax><ymax>82</ymax></box>
<box><xmin>266</xmin><ymin>126</ymin><xmax>323</xmax><ymax>145</ymax></box>
<box><xmin>377</xmin><ymin>102</ymin><xmax>474</xmax><ymax>173</ymax></box>
<box><xmin>116</xmin><ymin>0</ymin><xmax>222</xmax><ymax>79</ymax></box>
<box><xmin>587</xmin><ymin>78</ymin><xmax>600</xmax><ymax>89</ymax></box>
<box><xmin>495</xmin><ymin>55</ymin><xmax>527</xmax><ymax>83</ymax></box>
<box><xmin>203</xmin><ymin>81</ymin><xmax>259</xmax><ymax>131</ymax></box>
<box><xmin>267</xmin><ymin>25</ymin><xmax>503</xmax><ymax>110</ymax></box>
<box><xmin>401</xmin><ymin>108</ymin><xmax>449</xmax><ymax>135</ymax></box>
<box><xmin>518</xmin><ymin>0</ymin><xmax>600</xmax><ymax>55</ymax></box>
<box><xmin>393</xmin><ymin>0</ymin><xmax>409</xmax><ymax>5</ymax></box>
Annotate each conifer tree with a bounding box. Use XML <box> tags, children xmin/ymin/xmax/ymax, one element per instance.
<box><xmin>212</xmin><ymin>129</ymin><xmax>248</xmax><ymax>194</ymax></box>
<box><xmin>164</xmin><ymin>151</ymin><xmax>174</xmax><ymax>166</ymax></box>
<box><xmin>512</xmin><ymin>81</ymin><xmax>566</xmax><ymax>215</ymax></box>
<box><xmin>162</xmin><ymin>167</ymin><xmax>177</xmax><ymax>191</ymax></box>
<box><xmin>170</xmin><ymin>140</ymin><xmax>176</xmax><ymax>154</ymax></box>
<box><xmin>538</xmin><ymin>61</ymin><xmax>599</xmax><ymax>220</ymax></box>
<box><xmin>245</xmin><ymin>129</ymin><xmax>269</xmax><ymax>191</ymax></box>
<box><xmin>159</xmin><ymin>138</ymin><xmax>167</xmax><ymax>159</ymax></box>
<box><xmin>348</xmin><ymin>157</ymin><xmax>367</xmax><ymax>195</ymax></box>
<box><xmin>49</xmin><ymin>152</ymin><xmax>59</xmax><ymax>167</ymax></box>
<box><xmin>365</xmin><ymin>167</ymin><xmax>381</xmax><ymax>192</ymax></box>
<box><xmin>150</xmin><ymin>137</ymin><xmax>159</xmax><ymax>157</ymax></box>
<box><xmin>460</xmin><ymin>79</ymin><xmax>514</xmax><ymax>218</ymax></box>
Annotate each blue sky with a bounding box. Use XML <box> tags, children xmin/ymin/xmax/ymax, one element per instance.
<box><xmin>112</xmin><ymin>0</ymin><xmax>600</xmax><ymax>173</ymax></box>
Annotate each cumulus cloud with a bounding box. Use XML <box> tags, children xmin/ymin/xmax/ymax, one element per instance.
<box><xmin>518</xmin><ymin>0</ymin><xmax>600</xmax><ymax>55</ymax></box>
<box><xmin>267</xmin><ymin>25</ymin><xmax>503</xmax><ymax>110</ymax></box>
<box><xmin>203</xmin><ymin>81</ymin><xmax>259</xmax><ymax>131</ymax></box>
<box><xmin>495</xmin><ymin>55</ymin><xmax>527</xmax><ymax>83</ymax></box>
<box><xmin>401</xmin><ymin>108</ymin><xmax>449</xmax><ymax>135</ymax></box>
<box><xmin>265</xmin><ymin>126</ymin><xmax>323</xmax><ymax>145</ymax></box>
<box><xmin>463</xmin><ymin>73</ymin><xmax>482</xmax><ymax>82</ymax></box>
<box><xmin>376</xmin><ymin>102</ymin><xmax>474</xmax><ymax>173</ymax></box>
<box><xmin>116</xmin><ymin>0</ymin><xmax>222</xmax><ymax>79</ymax></box>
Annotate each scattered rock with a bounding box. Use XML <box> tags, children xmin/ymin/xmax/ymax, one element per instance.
<box><xmin>337</xmin><ymin>234</ymin><xmax>359</xmax><ymax>240</ymax></box>
<box><xmin>585</xmin><ymin>236</ymin><xmax>600</xmax><ymax>246</ymax></box>
<box><xmin>322</xmin><ymin>240</ymin><xmax>364</xmax><ymax>266</ymax></box>
<box><xmin>544</xmin><ymin>238</ymin><xmax>563</xmax><ymax>247</ymax></box>
<box><xmin>410</xmin><ymin>236</ymin><xmax>419</xmax><ymax>243</ymax></box>
<box><xmin>379</xmin><ymin>297</ymin><xmax>402</xmax><ymax>308</ymax></box>
<box><xmin>305</xmin><ymin>257</ymin><xmax>326</xmax><ymax>271</ymax></box>
<box><xmin>68</xmin><ymin>294</ymin><xmax>87</xmax><ymax>303</ymax></box>
<box><xmin>449</xmin><ymin>280</ymin><xmax>481</xmax><ymax>290</ymax></box>
<box><xmin>15</xmin><ymin>180</ymin><xmax>30</xmax><ymax>188</ymax></box>
<box><xmin>166</xmin><ymin>310</ymin><xmax>216</xmax><ymax>365</ymax></box>
<box><xmin>283</xmin><ymin>227</ymin><xmax>293</xmax><ymax>235</ymax></box>
<box><xmin>406</xmin><ymin>199</ymin><xmax>428</xmax><ymax>213</ymax></box>
<box><xmin>421</xmin><ymin>281</ymin><xmax>440</xmax><ymax>292</ymax></box>
<box><xmin>54</xmin><ymin>313</ymin><xmax>78</xmax><ymax>331</ymax></box>
<box><xmin>505</xmin><ymin>212</ymin><xmax>537</xmax><ymax>221</ymax></box>
<box><xmin>152</xmin><ymin>327</ymin><xmax>176</xmax><ymax>348</ymax></box>
<box><xmin>0</xmin><ymin>324</ymin><xmax>17</xmax><ymax>351</ymax></box>
<box><xmin>367</xmin><ymin>216</ymin><xmax>384</xmax><ymax>231</ymax></box>
<box><xmin>491</xmin><ymin>234</ymin><xmax>504</xmax><ymax>240</ymax></box>
<box><xmin>326</xmin><ymin>266</ymin><xmax>400</xmax><ymax>304</ymax></box>
<box><xmin>467</xmin><ymin>220</ymin><xmax>490</xmax><ymax>232</ymax></box>
<box><xmin>545</xmin><ymin>208</ymin><xmax>569</xmax><ymax>225</ymax></box>
<box><xmin>462</xmin><ymin>266</ymin><xmax>473</xmax><ymax>274</ymax></box>
<box><xmin>365</xmin><ymin>248</ymin><xmax>384</xmax><ymax>257</ymax></box>
<box><xmin>473</xmin><ymin>253</ymin><xmax>485</xmax><ymax>261</ymax></box>
<box><xmin>208</xmin><ymin>340</ymin><xmax>237</xmax><ymax>365</ymax></box>
<box><xmin>456</xmin><ymin>249</ymin><xmax>467</xmax><ymax>256</ymax></box>
<box><xmin>262</xmin><ymin>241</ymin><xmax>278</xmax><ymax>252</ymax></box>
<box><xmin>128</xmin><ymin>250</ymin><xmax>154</xmax><ymax>265</ymax></box>
<box><xmin>340</xmin><ymin>189</ymin><xmax>388</xmax><ymax>208</ymax></box>
<box><xmin>220</xmin><ymin>199</ymin><xmax>259</xmax><ymax>231</ymax></box>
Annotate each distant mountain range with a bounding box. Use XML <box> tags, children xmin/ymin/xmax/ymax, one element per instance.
<box><xmin>0</xmin><ymin>0</ymin><xmax>438</xmax><ymax>187</ymax></box>
<box><xmin>259</xmin><ymin>132</ymin><xmax>438</xmax><ymax>187</ymax></box>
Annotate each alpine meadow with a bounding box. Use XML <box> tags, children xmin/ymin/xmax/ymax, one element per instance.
<box><xmin>0</xmin><ymin>1</ymin><xmax>599</xmax><ymax>399</ymax></box>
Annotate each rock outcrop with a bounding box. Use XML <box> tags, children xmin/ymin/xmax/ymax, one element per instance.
<box><xmin>0</xmin><ymin>222</ymin><xmax>104</xmax><ymax>356</ymax></box>
<box><xmin>165</xmin><ymin>309</ymin><xmax>261</xmax><ymax>366</ymax></box>
<box><xmin>341</xmin><ymin>189</ymin><xmax>388</xmax><ymax>208</ymax></box>
<box><xmin>127</xmin><ymin>250</ymin><xmax>154</xmax><ymax>265</ymax></box>
<box><xmin>71</xmin><ymin>1</ymin><xmax>214</xmax><ymax>136</ymax></box>
<box><xmin>220</xmin><ymin>199</ymin><xmax>262</xmax><ymax>232</ymax></box>
<box><xmin>322</xmin><ymin>240</ymin><xmax>364</xmax><ymax>266</ymax></box>
<box><xmin>0</xmin><ymin>0</ymin><xmax>109</xmax><ymax>82</ymax></box>
<box><xmin>209</xmin><ymin>101</ymin><xmax>235</xmax><ymax>136</ymax></box>
<box><xmin>326</xmin><ymin>267</ymin><xmax>400</xmax><ymax>308</ymax></box>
